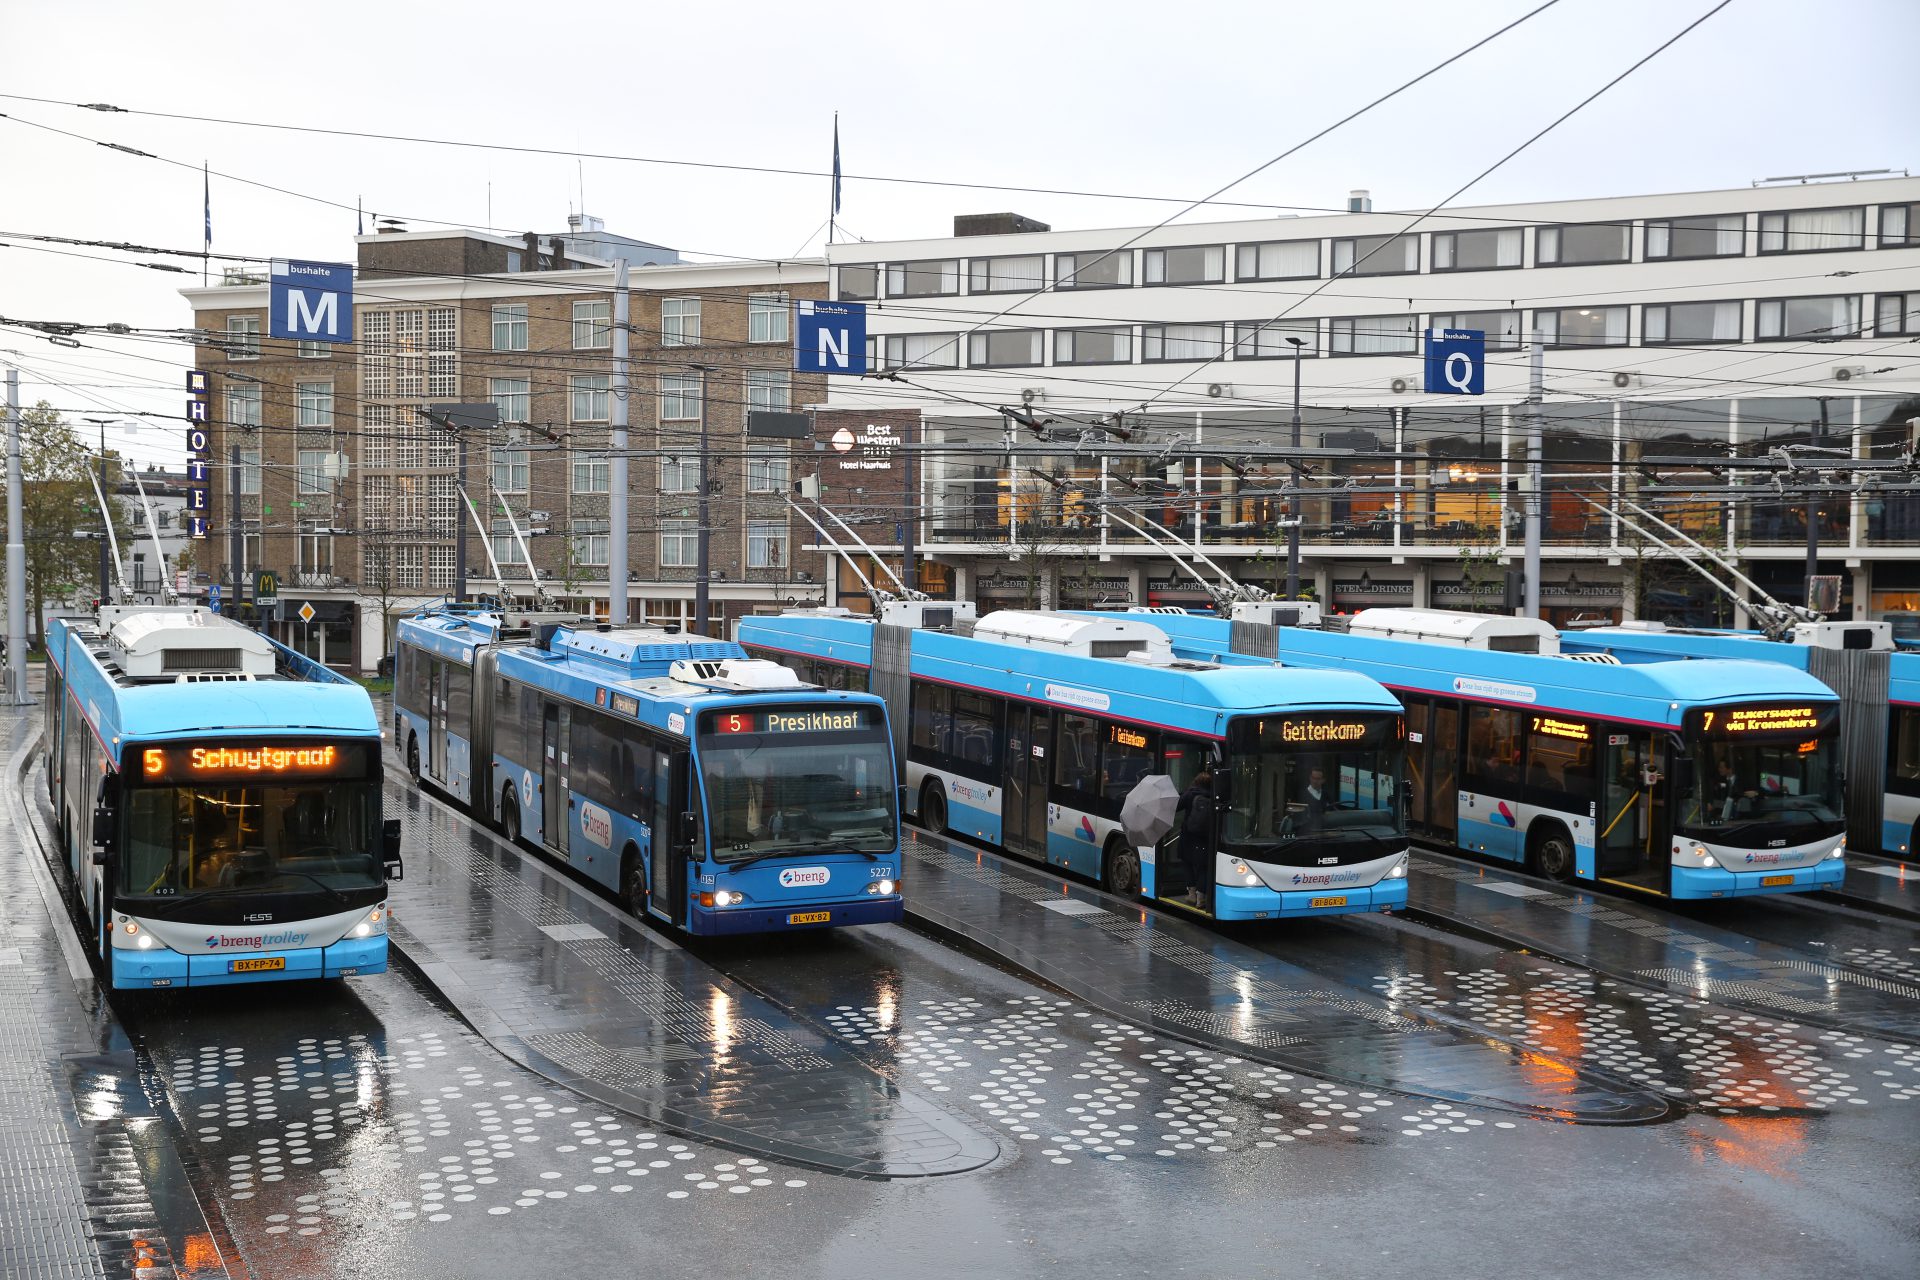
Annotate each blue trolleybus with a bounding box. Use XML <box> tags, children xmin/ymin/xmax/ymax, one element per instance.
<box><xmin>1125</xmin><ymin>605</ymin><xmax>1847</xmax><ymax>900</ymax></box>
<box><xmin>736</xmin><ymin>603</ymin><xmax>1411</xmax><ymax>921</ymax></box>
<box><xmin>1556</xmin><ymin>619</ymin><xmax>1918</xmax><ymax>857</ymax></box>
<box><xmin>44</xmin><ymin>605</ymin><xmax>402</xmax><ymax>990</ymax></box>
<box><xmin>392</xmin><ymin>606</ymin><xmax>903</xmax><ymax>935</ymax></box>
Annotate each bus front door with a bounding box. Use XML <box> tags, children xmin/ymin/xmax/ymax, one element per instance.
<box><xmin>1598</xmin><ymin>731</ymin><xmax>1664</xmax><ymax>887</ymax></box>
<box><xmin>647</xmin><ymin>748</ymin><xmax>689</xmax><ymax>926</ymax></box>
<box><xmin>543</xmin><ymin>702</ymin><xmax>571</xmax><ymax>852</ymax></box>
<box><xmin>1002</xmin><ymin>706</ymin><xmax>1051</xmax><ymax>860</ymax></box>
<box><xmin>428</xmin><ymin>659</ymin><xmax>447</xmax><ymax>781</ymax></box>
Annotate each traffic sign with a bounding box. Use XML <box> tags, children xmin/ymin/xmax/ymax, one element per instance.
<box><xmin>1423</xmin><ymin>328</ymin><xmax>1485</xmax><ymax>395</ymax></box>
<box><xmin>254</xmin><ymin>570</ymin><xmax>279</xmax><ymax>606</ymax></box>
<box><xmin>270</xmin><ymin>259</ymin><xmax>354</xmax><ymax>344</ymax></box>
<box><xmin>209</xmin><ymin>583</ymin><xmax>222</xmax><ymax>614</ymax></box>
<box><xmin>794</xmin><ymin>300</ymin><xmax>867</xmax><ymax>376</ymax></box>
<box><xmin>298</xmin><ymin>602</ymin><xmax>316</xmax><ymax>625</ymax></box>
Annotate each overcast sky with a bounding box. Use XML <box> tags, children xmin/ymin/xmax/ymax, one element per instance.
<box><xmin>3</xmin><ymin>0</ymin><xmax>1915</xmax><ymax>465</ymax></box>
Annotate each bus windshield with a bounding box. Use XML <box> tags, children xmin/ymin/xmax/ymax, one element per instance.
<box><xmin>1222</xmin><ymin>713</ymin><xmax>1405</xmax><ymax>859</ymax></box>
<box><xmin>120</xmin><ymin>779</ymin><xmax>384</xmax><ymax>900</ymax></box>
<box><xmin>698</xmin><ymin>706</ymin><xmax>897</xmax><ymax>862</ymax></box>
<box><xmin>1678</xmin><ymin>732</ymin><xmax>1844</xmax><ymax>844</ymax></box>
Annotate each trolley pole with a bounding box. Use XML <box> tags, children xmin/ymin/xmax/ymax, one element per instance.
<box><xmin>1523</xmin><ymin>328</ymin><xmax>1544</xmax><ymax>619</ymax></box>
<box><xmin>608</xmin><ymin>257</ymin><xmax>631</xmax><ymax>624</ymax></box>
<box><xmin>5</xmin><ymin>367</ymin><xmax>30</xmax><ymax>704</ymax></box>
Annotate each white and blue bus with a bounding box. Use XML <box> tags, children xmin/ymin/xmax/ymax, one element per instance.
<box><xmin>44</xmin><ymin>605</ymin><xmax>402</xmax><ymax>990</ymax></box>
<box><xmin>1556</xmin><ymin>619</ymin><xmax>1917</xmax><ymax>857</ymax></box>
<box><xmin>1127</xmin><ymin>605</ymin><xmax>1847</xmax><ymax>900</ymax></box>
<box><xmin>393</xmin><ymin>607</ymin><xmax>903</xmax><ymax>935</ymax></box>
<box><xmin>737</xmin><ymin>603</ymin><xmax>1410</xmax><ymax>922</ymax></box>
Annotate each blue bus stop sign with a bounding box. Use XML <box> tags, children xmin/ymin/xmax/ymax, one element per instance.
<box><xmin>270</xmin><ymin>259</ymin><xmax>355</xmax><ymax>344</ymax></box>
<box><xmin>794</xmin><ymin>300</ymin><xmax>868</xmax><ymax>376</ymax></box>
<box><xmin>1423</xmin><ymin>328</ymin><xmax>1485</xmax><ymax>395</ymax></box>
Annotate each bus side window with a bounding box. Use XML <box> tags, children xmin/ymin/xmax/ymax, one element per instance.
<box><xmin>1465</xmin><ymin>706</ymin><xmax>1524</xmax><ymax>793</ymax></box>
<box><xmin>1897</xmin><ymin>707</ymin><xmax>1920</xmax><ymax>784</ymax></box>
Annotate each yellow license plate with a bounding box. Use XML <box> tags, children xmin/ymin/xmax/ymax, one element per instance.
<box><xmin>788</xmin><ymin>911</ymin><xmax>831</xmax><ymax>925</ymax></box>
<box><xmin>229</xmin><ymin>957</ymin><xmax>285</xmax><ymax>973</ymax></box>
<box><xmin>1761</xmin><ymin>874</ymin><xmax>1794</xmax><ymax>887</ymax></box>
<box><xmin>1310</xmin><ymin>896</ymin><xmax>1349</xmax><ymax>908</ymax></box>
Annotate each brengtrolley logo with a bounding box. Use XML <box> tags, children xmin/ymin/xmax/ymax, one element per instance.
<box><xmin>1290</xmin><ymin>871</ymin><xmax>1363</xmax><ymax>887</ymax></box>
<box><xmin>778</xmin><ymin>866</ymin><xmax>831</xmax><ymax>888</ymax></box>
<box><xmin>204</xmin><ymin>931</ymin><xmax>310</xmax><ymax>949</ymax></box>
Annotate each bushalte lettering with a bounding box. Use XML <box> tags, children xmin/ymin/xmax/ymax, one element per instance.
<box><xmin>188</xmin><ymin>745</ymin><xmax>338</xmax><ymax>773</ymax></box>
<box><xmin>1280</xmin><ymin>720</ymin><xmax>1368</xmax><ymax>744</ymax></box>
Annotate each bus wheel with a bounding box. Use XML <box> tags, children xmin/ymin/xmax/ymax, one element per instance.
<box><xmin>500</xmin><ymin>788</ymin><xmax>522</xmax><ymax>845</ymax></box>
<box><xmin>620</xmin><ymin>844</ymin><xmax>645</xmax><ymax>913</ymax></box>
<box><xmin>406</xmin><ymin>735</ymin><xmax>421</xmax><ymax>782</ymax></box>
<box><xmin>1101</xmin><ymin>837</ymin><xmax>1141</xmax><ymax>898</ymax></box>
<box><xmin>921</xmin><ymin>783</ymin><xmax>948</xmax><ymax>837</ymax></box>
<box><xmin>1530</xmin><ymin>826</ymin><xmax>1576</xmax><ymax>883</ymax></box>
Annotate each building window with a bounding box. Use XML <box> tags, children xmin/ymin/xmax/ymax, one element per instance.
<box><xmin>661</xmin><ymin>453</ymin><xmax>701</xmax><ymax>493</ymax></box>
<box><xmin>572</xmin><ymin>451</ymin><xmax>610</xmax><ymax>493</ymax></box>
<box><xmin>1759</xmin><ymin>207</ymin><xmax>1865</xmax><ymax>254</ymax></box>
<box><xmin>748</xmin><ymin>292</ymin><xmax>789</xmax><ymax>343</ymax></box>
<box><xmin>1331</xmin><ymin>234</ymin><xmax>1418</xmax><ymax>276</ymax></box>
<box><xmin>968</xmin><ymin>255</ymin><xmax>1045</xmax><ymax>294</ymax></box>
<box><xmin>1757</xmin><ymin>295</ymin><xmax>1861</xmax><ymax>340</ymax></box>
<box><xmin>428</xmin><ymin>308</ymin><xmax>458</xmax><ymax>398</ymax></box>
<box><xmin>237</xmin><ymin>448</ymin><xmax>261</xmax><ymax>495</ymax></box>
<box><xmin>660</xmin><ymin>518</ymin><xmax>697</xmax><ymax>568</ymax></box>
<box><xmin>1643</xmin><ymin>301</ymin><xmax>1741</xmax><ymax>345</ymax></box>
<box><xmin>880</xmin><ymin>333</ymin><xmax>960</xmax><ymax>370</ymax></box>
<box><xmin>1536</xmin><ymin>306</ymin><xmax>1629</xmax><ymax>347</ymax></box>
<box><xmin>225</xmin><ymin>384</ymin><xmax>262</xmax><ymax>427</ymax></box>
<box><xmin>885</xmin><ymin>259</ymin><xmax>960</xmax><ymax>297</ymax></box>
<box><xmin>225</xmin><ymin>315</ymin><xmax>260</xmax><ymax>360</ymax></box>
<box><xmin>1055</xmin><ymin>250</ymin><xmax>1132</xmax><ymax>290</ymax></box>
<box><xmin>1232</xmin><ymin>319</ymin><xmax>1318</xmax><ymax>359</ymax></box>
<box><xmin>1536</xmin><ymin>222</ymin><xmax>1631</xmax><ymax>266</ymax></box>
<box><xmin>1234</xmin><ymin>240</ymin><xmax>1318</xmax><ymax>281</ymax></box>
<box><xmin>1428</xmin><ymin>310</ymin><xmax>1523</xmax><ymax>350</ymax></box>
<box><xmin>297</xmin><ymin>339</ymin><xmax>329</xmax><ymax>359</ymax></box>
<box><xmin>296</xmin><ymin>449</ymin><xmax>335</xmax><ymax>496</ymax></box>
<box><xmin>489</xmin><ymin>377</ymin><xmax>530</xmax><ymax>424</ymax></box>
<box><xmin>571</xmin><ymin>518</ymin><xmax>610</xmax><ymax>567</ymax></box>
<box><xmin>745</xmin><ymin>368</ymin><xmax>791</xmax><ymax>413</ymax></box>
<box><xmin>1431</xmin><ymin>227</ymin><xmax>1522</xmax><ymax>271</ymax></box>
<box><xmin>1877</xmin><ymin>293</ymin><xmax>1920</xmax><ymax>337</ymax></box>
<box><xmin>428</xmin><ymin>546</ymin><xmax>456</xmax><ymax>591</ymax></box>
<box><xmin>297</xmin><ymin>522</ymin><xmax>332</xmax><ymax>577</ymax></box>
<box><xmin>967</xmin><ymin>330</ymin><xmax>1044</xmax><ymax>368</ymax></box>
<box><xmin>491</xmin><ymin>304</ymin><xmax>528</xmax><ymax>351</ymax></box>
<box><xmin>490</xmin><ymin>449</ymin><xmax>529</xmax><ymax>494</ymax></box>
<box><xmin>839</xmin><ymin>265</ymin><xmax>880</xmax><ymax>300</ymax></box>
<box><xmin>296</xmin><ymin>381</ymin><xmax>333</xmax><ymax>427</ymax></box>
<box><xmin>489</xmin><ymin>519</ymin><xmax>523</xmax><ymax>573</ymax></box>
<box><xmin>746</xmin><ymin>444</ymin><xmax>788</xmax><ymax>493</ymax></box>
<box><xmin>570</xmin><ymin>374</ymin><xmax>610</xmax><ymax>422</ymax></box>
<box><xmin>1141</xmin><ymin>323</ymin><xmax>1226</xmax><ymax>362</ymax></box>
<box><xmin>660</xmin><ymin>374</ymin><xmax>702</xmax><ymax>420</ymax></box>
<box><xmin>1881</xmin><ymin>203</ymin><xmax>1919</xmax><ymax>248</ymax></box>
<box><xmin>1143</xmin><ymin>245</ymin><xmax>1225</xmax><ymax>286</ymax></box>
<box><xmin>747</xmin><ymin>520</ymin><xmax>788</xmax><ymax>570</ymax></box>
<box><xmin>1054</xmin><ymin>327</ymin><xmax>1133</xmax><ymax>364</ymax></box>
<box><xmin>1645</xmin><ymin>214</ymin><xmax>1745</xmax><ymax>260</ymax></box>
<box><xmin>1329</xmin><ymin>315</ymin><xmax>1417</xmax><ymax>355</ymax></box>
<box><xmin>573</xmin><ymin>299</ymin><xmax>611</xmax><ymax>349</ymax></box>
<box><xmin>662</xmin><ymin>297</ymin><xmax>701</xmax><ymax>346</ymax></box>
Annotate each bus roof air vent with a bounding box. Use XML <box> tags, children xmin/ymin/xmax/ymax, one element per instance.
<box><xmin>100</xmin><ymin>604</ymin><xmax>276</xmax><ymax>679</ymax></box>
<box><xmin>668</xmin><ymin>658</ymin><xmax>808</xmax><ymax>692</ymax></box>
<box><xmin>1345</xmin><ymin>607</ymin><xmax>1561</xmax><ymax>655</ymax></box>
<box><xmin>973</xmin><ymin>610</ymin><xmax>1175</xmax><ymax>662</ymax></box>
<box><xmin>1561</xmin><ymin>652</ymin><xmax>1621</xmax><ymax>664</ymax></box>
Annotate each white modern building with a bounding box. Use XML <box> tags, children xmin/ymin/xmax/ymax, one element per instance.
<box><xmin>819</xmin><ymin>175</ymin><xmax>1920</xmax><ymax>623</ymax></box>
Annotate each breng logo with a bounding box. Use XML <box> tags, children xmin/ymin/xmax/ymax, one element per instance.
<box><xmin>204</xmin><ymin>931</ymin><xmax>311</xmax><ymax>949</ymax></box>
<box><xmin>1291</xmin><ymin>871</ymin><xmax>1362</xmax><ymax>887</ymax></box>
<box><xmin>1744</xmin><ymin>852</ymin><xmax>1784</xmax><ymax>865</ymax></box>
<box><xmin>779</xmin><ymin>866</ymin><xmax>830</xmax><ymax>889</ymax></box>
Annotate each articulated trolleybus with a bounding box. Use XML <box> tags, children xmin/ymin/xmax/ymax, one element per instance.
<box><xmin>1137</xmin><ymin>605</ymin><xmax>1847</xmax><ymax>900</ymax></box>
<box><xmin>44</xmin><ymin>605</ymin><xmax>402</xmax><ymax>989</ymax></box>
<box><xmin>392</xmin><ymin>605</ymin><xmax>903</xmax><ymax>935</ymax></box>
<box><xmin>737</xmin><ymin>603</ymin><xmax>1410</xmax><ymax>921</ymax></box>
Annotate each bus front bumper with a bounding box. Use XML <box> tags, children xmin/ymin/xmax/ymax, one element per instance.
<box><xmin>687</xmin><ymin>896</ymin><xmax>904</xmax><ymax>936</ymax></box>
<box><xmin>1213</xmin><ymin>878</ymin><xmax>1408</xmax><ymax>921</ymax></box>
<box><xmin>111</xmin><ymin>935</ymin><xmax>390</xmax><ymax>989</ymax></box>
<box><xmin>1670</xmin><ymin>859</ymin><xmax>1845</xmax><ymax>899</ymax></box>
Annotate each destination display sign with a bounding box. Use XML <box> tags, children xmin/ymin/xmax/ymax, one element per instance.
<box><xmin>1686</xmin><ymin>704</ymin><xmax>1836</xmax><ymax>739</ymax></box>
<box><xmin>139</xmin><ymin>741</ymin><xmax>370</xmax><ymax>783</ymax></box>
<box><xmin>1531</xmin><ymin>716</ymin><xmax>1591</xmax><ymax>742</ymax></box>
<box><xmin>1239</xmin><ymin>715</ymin><xmax>1398</xmax><ymax>751</ymax></box>
<box><xmin>704</xmin><ymin>708</ymin><xmax>873</xmax><ymax>736</ymax></box>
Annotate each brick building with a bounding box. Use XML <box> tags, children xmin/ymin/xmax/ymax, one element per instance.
<box><xmin>182</xmin><ymin>216</ymin><xmax>829</xmax><ymax>670</ymax></box>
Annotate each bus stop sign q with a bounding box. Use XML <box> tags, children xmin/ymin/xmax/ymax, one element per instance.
<box><xmin>1423</xmin><ymin>328</ymin><xmax>1485</xmax><ymax>395</ymax></box>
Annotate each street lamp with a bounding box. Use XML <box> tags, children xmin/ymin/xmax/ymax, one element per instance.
<box><xmin>1284</xmin><ymin>335</ymin><xmax>1307</xmax><ymax>599</ymax></box>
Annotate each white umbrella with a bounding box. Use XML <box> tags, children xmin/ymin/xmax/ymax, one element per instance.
<box><xmin>1120</xmin><ymin>774</ymin><xmax>1181</xmax><ymax>847</ymax></box>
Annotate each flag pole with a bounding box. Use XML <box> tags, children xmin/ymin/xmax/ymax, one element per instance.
<box><xmin>828</xmin><ymin>112</ymin><xmax>840</xmax><ymax>249</ymax></box>
<box><xmin>202</xmin><ymin>161</ymin><xmax>210</xmax><ymax>285</ymax></box>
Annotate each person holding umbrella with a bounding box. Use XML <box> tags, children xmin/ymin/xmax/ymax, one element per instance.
<box><xmin>1174</xmin><ymin>768</ymin><xmax>1216</xmax><ymax>908</ymax></box>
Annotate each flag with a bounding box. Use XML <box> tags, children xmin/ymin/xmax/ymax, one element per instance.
<box><xmin>831</xmin><ymin>114</ymin><xmax>842</xmax><ymax>216</ymax></box>
<box><xmin>357</xmin><ymin>196</ymin><xmax>364</xmax><ymax>236</ymax></box>
<box><xmin>202</xmin><ymin>161</ymin><xmax>211</xmax><ymax>285</ymax></box>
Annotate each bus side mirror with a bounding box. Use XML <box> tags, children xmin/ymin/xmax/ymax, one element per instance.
<box><xmin>91</xmin><ymin>806</ymin><xmax>115</xmax><ymax>861</ymax></box>
<box><xmin>382</xmin><ymin>818</ymin><xmax>405</xmax><ymax>881</ymax></box>
<box><xmin>898</xmin><ymin>784</ymin><xmax>910</xmax><ymax>813</ymax></box>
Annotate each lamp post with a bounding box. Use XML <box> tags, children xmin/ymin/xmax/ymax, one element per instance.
<box><xmin>1284</xmin><ymin>335</ymin><xmax>1307</xmax><ymax>599</ymax></box>
<box><xmin>82</xmin><ymin>417</ymin><xmax>113</xmax><ymax>604</ymax></box>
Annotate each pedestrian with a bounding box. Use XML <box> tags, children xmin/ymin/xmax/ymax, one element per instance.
<box><xmin>1175</xmin><ymin>768</ymin><xmax>1215</xmax><ymax>907</ymax></box>
<box><xmin>1303</xmin><ymin>765</ymin><xmax>1329</xmax><ymax>831</ymax></box>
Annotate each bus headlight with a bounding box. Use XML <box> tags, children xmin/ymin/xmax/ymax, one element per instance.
<box><xmin>352</xmin><ymin>906</ymin><xmax>388</xmax><ymax>937</ymax></box>
<box><xmin>870</xmin><ymin>879</ymin><xmax>896</xmax><ymax>896</ymax></box>
<box><xmin>1387</xmin><ymin>854</ymin><xmax>1409</xmax><ymax>880</ymax></box>
<box><xmin>1827</xmin><ymin>839</ymin><xmax>1846</xmax><ymax>860</ymax></box>
<box><xmin>136</xmin><ymin>934</ymin><xmax>155</xmax><ymax>950</ymax></box>
<box><xmin>1692</xmin><ymin>844</ymin><xmax>1719</xmax><ymax>868</ymax></box>
<box><xmin>712</xmin><ymin>890</ymin><xmax>744</xmax><ymax>907</ymax></box>
<box><xmin>1231</xmin><ymin>861</ymin><xmax>1259</xmax><ymax>886</ymax></box>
